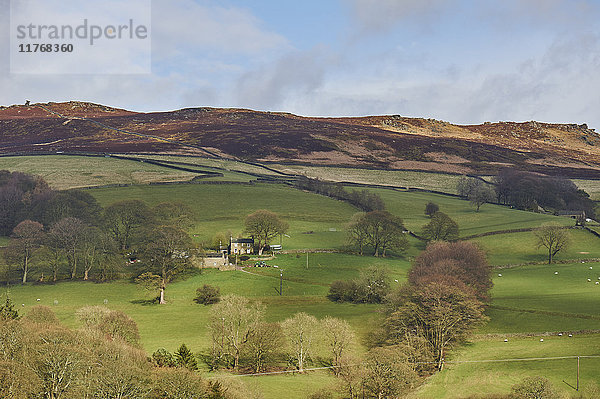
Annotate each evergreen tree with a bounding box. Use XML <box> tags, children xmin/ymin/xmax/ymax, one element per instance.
<box><xmin>0</xmin><ymin>296</ymin><xmax>20</xmax><ymax>320</ymax></box>
<box><xmin>175</xmin><ymin>343</ymin><xmax>198</xmax><ymax>371</ymax></box>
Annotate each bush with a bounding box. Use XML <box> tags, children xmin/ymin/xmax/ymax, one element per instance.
<box><xmin>327</xmin><ymin>267</ymin><xmax>390</xmax><ymax>304</ymax></box>
<box><xmin>511</xmin><ymin>376</ymin><xmax>559</xmax><ymax>399</ymax></box>
<box><xmin>194</xmin><ymin>285</ymin><xmax>221</xmax><ymax>305</ymax></box>
<box><xmin>152</xmin><ymin>348</ymin><xmax>176</xmax><ymax>367</ymax></box>
<box><xmin>23</xmin><ymin>305</ymin><xmax>58</xmax><ymax>325</ymax></box>
<box><xmin>327</xmin><ymin>280</ymin><xmax>357</xmax><ymax>302</ymax></box>
<box><xmin>98</xmin><ymin>310</ymin><xmax>141</xmax><ymax>346</ymax></box>
<box><xmin>239</xmin><ymin>255</ymin><xmax>250</xmax><ymax>262</ymax></box>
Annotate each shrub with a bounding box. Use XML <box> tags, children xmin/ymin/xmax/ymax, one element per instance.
<box><xmin>194</xmin><ymin>285</ymin><xmax>221</xmax><ymax>305</ymax></box>
<box><xmin>24</xmin><ymin>306</ymin><xmax>58</xmax><ymax>325</ymax></box>
<box><xmin>511</xmin><ymin>376</ymin><xmax>559</xmax><ymax>399</ymax></box>
<box><xmin>152</xmin><ymin>348</ymin><xmax>176</xmax><ymax>367</ymax></box>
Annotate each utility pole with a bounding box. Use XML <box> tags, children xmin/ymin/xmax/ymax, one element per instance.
<box><xmin>577</xmin><ymin>356</ymin><xmax>580</xmax><ymax>391</ymax></box>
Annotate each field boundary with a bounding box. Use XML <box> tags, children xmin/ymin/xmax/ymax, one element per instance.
<box><xmin>489</xmin><ymin>305</ymin><xmax>600</xmax><ymax>321</ymax></box>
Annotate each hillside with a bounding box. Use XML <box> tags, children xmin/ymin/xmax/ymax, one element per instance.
<box><xmin>1</xmin><ymin>101</ymin><xmax>600</xmax><ymax>178</ymax></box>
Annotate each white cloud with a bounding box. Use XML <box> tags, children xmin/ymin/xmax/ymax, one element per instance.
<box><xmin>151</xmin><ymin>0</ymin><xmax>290</xmax><ymax>59</ymax></box>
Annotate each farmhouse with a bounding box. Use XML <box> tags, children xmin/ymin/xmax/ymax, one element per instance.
<box><xmin>230</xmin><ymin>238</ymin><xmax>254</xmax><ymax>255</ymax></box>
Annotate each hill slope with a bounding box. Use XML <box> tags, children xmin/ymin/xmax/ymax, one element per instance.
<box><xmin>1</xmin><ymin>101</ymin><xmax>599</xmax><ymax>177</ymax></box>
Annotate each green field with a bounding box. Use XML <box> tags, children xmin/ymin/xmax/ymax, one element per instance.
<box><xmin>5</xmin><ymin>252</ymin><xmax>395</xmax><ymax>358</ymax></box>
<box><xmin>472</xmin><ymin>229</ymin><xmax>600</xmax><ymax>265</ymax></box>
<box><xmin>413</xmin><ymin>334</ymin><xmax>600</xmax><ymax>398</ymax></box>
<box><xmin>3</xmin><ymin>156</ymin><xmax>600</xmax><ymax>398</ymax></box>
<box><xmin>0</xmin><ymin>155</ymin><xmax>201</xmax><ymax>189</ymax></box>
<box><xmin>89</xmin><ymin>183</ymin><xmax>357</xmax><ymax>249</ymax></box>
<box><xmin>266</xmin><ymin>164</ymin><xmax>464</xmax><ymax>193</ymax></box>
<box><xmin>372</xmin><ymin>189</ymin><xmax>573</xmax><ymax>237</ymax></box>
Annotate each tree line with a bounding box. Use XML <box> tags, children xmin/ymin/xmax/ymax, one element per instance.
<box><xmin>294</xmin><ymin>177</ymin><xmax>385</xmax><ymax>212</ymax></box>
<box><xmin>0</xmin><ymin>171</ymin><xmax>198</xmax><ymax>303</ymax></box>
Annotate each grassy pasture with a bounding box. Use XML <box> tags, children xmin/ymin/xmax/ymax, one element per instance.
<box><xmin>0</xmin><ymin>155</ymin><xmax>200</xmax><ymax>189</ymax></box>
<box><xmin>88</xmin><ymin>183</ymin><xmax>358</xmax><ymax>249</ymax></box>
<box><xmin>413</xmin><ymin>334</ymin><xmax>600</xmax><ymax>398</ymax></box>
<box><xmin>3</xmin><ymin>156</ymin><xmax>600</xmax><ymax>398</ymax></box>
<box><xmin>472</xmin><ymin>229</ymin><xmax>600</xmax><ymax>266</ymax></box>
<box><xmin>126</xmin><ymin>154</ymin><xmax>283</xmax><ymax>177</ymax></box>
<box><xmin>573</xmin><ymin>178</ymin><xmax>600</xmax><ymax>200</ymax></box>
<box><xmin>482</xmin><ymin>261</ymin><xmax>600</xmax><ymax>333</ymax></box>
<box><xmin>266</xmin><ymin>164</ymin><xmax>464</xmax><ymax>193</ymax></box>
<box><xmin>5</xmin><ymin>251</ymin><xmax>402</xmax><ymax>360</ymax></box>
<box><xmin>372</xmin><ymin>189</ymin><xmax>573</xmax><ymax>236</ymax></box>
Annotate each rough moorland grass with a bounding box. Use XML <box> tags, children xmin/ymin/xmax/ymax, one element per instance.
<box><xmin>88</xmin><ymin>183</ymin><xmax>358</xmax><ymax>249</ymax></box>
<box><xmin>573</xmin><ymin>178</ymin><xmax>600</xmax><ymax>200</ymax></box>
<box><xmin>471</xmin><ymin>229</ymin><xmax>600</xmax><ymax>266</ymax></box>
<box><xmin>373</xmin><ymin>189</ymin><xmax>573</xmax><ymax>236</ymax></box>
<box><xmin>126</xmin><ymin>154</ymin><xmax>283</xmax><ymax>177</ymax></box>
<box><xmin>0</xmin><ymin>155</ymin><xmax>199</xmax><ymax>189</ymax></box>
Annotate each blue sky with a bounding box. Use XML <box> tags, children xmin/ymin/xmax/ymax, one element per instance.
<box><xmin>1</xmin><ymin>0</ymin><xmax>600</xmax><ymax>129</ymax></box>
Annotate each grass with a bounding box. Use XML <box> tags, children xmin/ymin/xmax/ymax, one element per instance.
<box><xmin>573</xmin><ymin>178</ymin><xmax>600</xmax><ymax>200</ymax></box>
<box><xmin>266</xmin><ymin>164</ymin><xmax>464</xmax><ymax>193</ymax></box>
<box><xmin>373</xmin><ymin>189</ymin><xmax>573</xmax><ymax>237</ymax></box>
<box><xmin>88</xmin><ymin>183</ymin><xmax>358</xmax><ymax>249</ymax></box>
<box><xmin>413</xmin><ymin>334</ymin><xmax>600</xmax><ymax>398</ymax></box>
<box><xmin>471</xmin><ymin>229</ymin><xmax>600</xmax><ymax>266</ymax></box>
<box><xmin>482</xmin><ymin>261</ymin><xmax>600</xmax><ymax>333</ymax></box>
<box><xmin>4</xmin><ymin>252</ymin><xmax>403</xmax><ymax>355</ymax></box>
<box><xmin>0</xmin><ymin>155</ymin><xmax>199</xmax><ymax>189</ymax></box>
<box><xmin>3</xmin><ymin>157</ymin><xmax>600</xmax><ymax>398</ymax></box>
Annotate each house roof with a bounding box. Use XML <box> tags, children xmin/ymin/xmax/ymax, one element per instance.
<box><xmin>231</xmin><ymin>238</ymin><xmax>254</xmax><ymax>243</ymax></box>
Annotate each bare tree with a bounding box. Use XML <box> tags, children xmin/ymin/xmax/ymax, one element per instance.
<box><xmin>103</xmin><ymin>200</ymin><xmax>153</xmax><ymax>252</ymax></box>
<box><xmin>8</xmin><ymin>220</ymin><xmax>44</xmax><ymax>283</ymax></box>
<box><xmin>281</xmin><ymin>312</ymin><xmax>318</xmax><ymax>372</ymax></box>
<box><xmin>49</xmin><ymin>217</ymin><xmax>87</xmax><ymax>279</ymax></box>
<box><xmin>244</xmin><ymin>210</ymin><xmax>288</xmax><ymax>255</ymax></box>
<box><xmin>209</xmin><ymin>295</ymin><xmax>265</xmax><ymax>371</ymax></box>
<box><xmin>347</xmin><ymin>211</ymin><xmax>409</xmax><ymax>257</ymax></box>
<box><xmin>385</xmin><ymin>282</ymin><xmax>487</xmax><ymax>369</ymax></box>
<box><xmin>243</xmin><ymin>322</ymin><xmax>283</xmax><ymax>373</ymax></box>
<box><xmin>321</xmin><ymin>317</ymin><xmax>354</xmax><ymax>374</ymax></box>
<box><xmin>535</xmin><ymin>224</ymin><xmax>570</xmax><ymax>264</ymax></box>
<box><xmin>469</xmin><ymin>184</ymin><xmax>496</xmax><ymax>211</ymax></box>
<box><xmin>362</xmin><ymin>346</ymin><xmax>418</xmax><ymax>399</ymax></box>
<box><xmin>457</xmin><ymin>176</ymin><xmax>496</xmax><ymax>211</ymax></box>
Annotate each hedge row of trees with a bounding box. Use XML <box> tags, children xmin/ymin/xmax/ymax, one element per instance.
<box><xmin>494</xmin><ymin>169</ymin><xmax>595</xmax><ymax>217</ymax></box>
<box><xmin>294</xmin><ymin>177</ymin><xmax>385</xmax><ymax>212</ymax></box>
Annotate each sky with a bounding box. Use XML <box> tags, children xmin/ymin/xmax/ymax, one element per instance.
<box><xmin>1</xmin><ymin>0</ymin><xmax>600</xmax><ymax>129</ymax></box>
